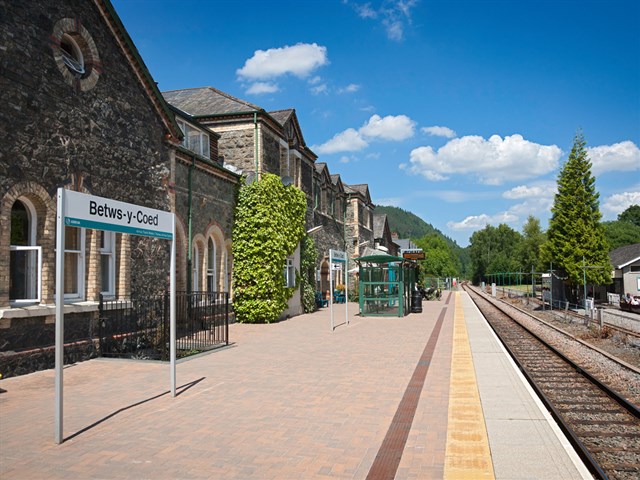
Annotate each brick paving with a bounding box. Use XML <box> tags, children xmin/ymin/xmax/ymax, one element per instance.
<box><xmin>0</xmin><ymin>299</ymin><xmax>454</xmax><ymax>480</ymax></box>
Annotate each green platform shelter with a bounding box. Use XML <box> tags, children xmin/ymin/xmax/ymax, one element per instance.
<box><xmin>354</xmin><ymin>254</ymin><xmax>418</xmax><ymax>317</ymax></box>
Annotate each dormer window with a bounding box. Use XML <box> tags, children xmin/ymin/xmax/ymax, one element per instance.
<box><xmin>177</xmin><ymin>119</ymin><xmax>210</xmax><ymax>159</ymax></box>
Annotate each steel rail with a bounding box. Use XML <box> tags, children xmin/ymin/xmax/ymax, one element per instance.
<box><xmin>463</xmin><ymin>284</ymin><xmax>640</xmax><ymax>480</ymax></box>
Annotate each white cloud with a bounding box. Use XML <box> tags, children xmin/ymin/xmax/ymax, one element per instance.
<box><xmin>375</xmin><ymin>197</ymin><xmax>404</xmax><ymax>207</ymax></box>
<box><xmin>314</xmin><ymin>128</ymin><xmax>368</xmax><ymax>154</ymax></box>
<box><xmin>407</xmin><ymin>134</ymin><xmax>562</xmax><ymax>185</ymax></box>
<box><xmin>447</xmin><ymin>211</ymin><xmax>518</xmax><ymax>231</ymax></box>
<box><xmin>310</xmin><ymin>84</ymin><xmax>328</xmax><ymax>95</ymax></box>
<box><xmin>587</xmin><ymin>141</ymin><xmax>640</xmax><ymax>175</ymax></box>
<box><xmin>355</xmin><ymin>3</ymin><xmax>377</xmax><ymax>19</ymax></box>
<box><xmin>502</xmin><ymin>181</ymin><xmax>556</xmax><ymax>200</ymax></box>
<box><xmin>339</xmin><ymin>155</ymin><xmax>359</xmax><ymax>163</ymax></box>
<box><xmin>245</xmin><ymin>82</ymin><xmax>279</xmax><ymax>95</ymax></box>
<box><xmin>349</xmin><ymin>0</ymin><xmax>418</xmax><ymax>42</ymax></box>
<box><xmin>602</xmin><ymin>191</ymin><xmax>640</xmax><ymax>217</ymax></box>
<box><xmin>308</xmin><ymin>76</ymin><xmax>322</xmax><ymax>85</ymax></box>
<box><xmin>237</xmin><ymin>43</ymin><xmax>328</xmax><ymax>80</ymax></box>
<box><xmin>339</xmin><ymin>83</ymin><xmax>361</xmax><ymax>94</ymax></box>
<box><xmin>384</xmin><ymin>20</ymin><xmax>404</xmax><ymax>41</ymax></box>
<box><xmin>360</xmin><ymin>114</ymin><xmax>415</xmax><ymax>141</ymax></box>
<box><xmin>314</xmin><ymin>113</ymin><xmax>415</xmax><ymax>154</ymax></box>
<box><xmin>422</xmin><ymin>125</ymin><xmax>457</xmax><ymax>138</ymax></box>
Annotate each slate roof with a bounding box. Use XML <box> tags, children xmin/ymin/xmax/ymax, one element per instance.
<box><xmin>348</xmin><ymin>184</ymin><xmax>369</xmax><ymax>196</ymax></box>
<box><xmin>345</xmin><ymin>184</ymin><xmax>372</xmax><ymax>204</ymax></box>
<box><xmin>269</xmin><ymin>109</ymin><xmax>294</xmax><ymax>126</ymax></box>
<box><xmin>162</xmin><ymin>87</ymin><xmax>261</xmax><ymax>116</ymax></box>
<box><xmin>610</xmin><ymin>243</ymin><xmax>640</xmax><ymax>268</ymax></box>
<box><xmin>394</xmin><ymin>238</ymin><xmax>417</xmax><ymax>251</ymax></box>
<box><xmin>330</xmin><ymin>174</ymin><xmax>341</xmax><ymax>185</ymax></box>
<box><xmin>315</xmin><ymin>162</ymin><xmax>327</xmax><ymax>173</ymax></box>
<box><xmin>373</xmin><ymin>214</ymin><xmax>387</xmax><ymax>238</ymax></box>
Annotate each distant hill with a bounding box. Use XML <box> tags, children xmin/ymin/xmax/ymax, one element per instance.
<box><xmin>376</xmin><ymin>205</ymin><xmax>471</xmax><ymax>277</ymax></box>
<box><xmin>375</xmin><ymin>205</ymin><xmax>456</xmax><ymax>247</ymax></box>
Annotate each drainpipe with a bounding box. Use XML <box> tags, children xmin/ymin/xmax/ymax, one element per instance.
<box><xmin>253</xmin><ymin>112</ymin><xmax>259</xmax><ymax>181</ymax></box>
<box><xmin>187</xmin><ymin>155</ymin><xmax>195</xmax><ymax>294</ymax></box>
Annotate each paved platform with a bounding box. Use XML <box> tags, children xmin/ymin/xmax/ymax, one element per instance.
<box><xmin>0</xmin><ymin>291</ymin><xmax>591</xmax><ymax>479</ymax></box>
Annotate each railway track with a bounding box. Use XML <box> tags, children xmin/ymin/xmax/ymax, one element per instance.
<box><xmin>463</xmin><ymin>284</ymin><xmax>640</xmax><ymax>480</ymax></box>
<box><xmin>499</xmin><ymin>291</ymin><xmax>640</xmax><ymax>339</ymax></box>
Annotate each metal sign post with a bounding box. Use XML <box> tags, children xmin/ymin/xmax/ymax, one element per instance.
<box><xmin>54</xmin><ymin>188</ymin><xmax>175</xmax><ymax>444</ymax></box>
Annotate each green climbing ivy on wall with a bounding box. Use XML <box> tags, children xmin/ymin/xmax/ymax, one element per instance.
<box><xmin>300</xmin><ymin>234</ymin><xmax>319</xmax><ymax>313</ymax></box>
<box><xmin>232</xmin><ymin>173</ymin><xmax>307</xmax><ymax>323</ymax></box>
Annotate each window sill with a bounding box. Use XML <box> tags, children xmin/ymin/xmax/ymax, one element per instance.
<box><xmin>0</xmin><ymin>302</ymin><xmax>99</xmax><ymax>320</ymax></box>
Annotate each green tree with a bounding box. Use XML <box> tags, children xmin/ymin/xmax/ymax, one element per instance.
<box><xmin>542</xmin><ymin>133</ymin><xmax>611</xmax><ymax>292</ymax></box>
<box><xmin>300</xmin><ymin>235</ymin><xmax>319</xmax><ymax>313</ymax></box>
<box><xmin>232</xmin><ymin>174</ymin><xmax>307</xmax><ymax>323</ymax></box>
<box><xmin>468</xmin><ymin>224</ymin><xmax>523</xmax><ymax>284</ymax></box>
<box><xmin>602</xmin><ymin>220</ymin><xmax>640</xmax><ymax>250</ymax></box>
<box><xmin>414</xmin><ymin>234</ymin><xmax>458</xmax><ymax>281</ymax></box>
<box><xmin>617</xmin><ymin>204</ymin><xmax>640</xmax><ymax>227</ymax></box>
<box><xmin>517</xmin><ymin>216</ymin><xmax>546</xmax><ymax>273</ymax></box>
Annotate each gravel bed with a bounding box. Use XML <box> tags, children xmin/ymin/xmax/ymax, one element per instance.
<box><xmin>477</xmin><ymin>288</ymin><xmax>640</xmax><ymax>407</ymax></box>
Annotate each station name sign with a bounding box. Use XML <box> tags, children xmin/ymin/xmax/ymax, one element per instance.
<box><xmin>63</xmin><ymin>190</ymin><xmax>173</xmax><ymax>239</ymax></box>
<box><xmin>402</xmin><ymin>248</ymin><xmax>425</xmax><ymax>260</ymax></box>
<box><xmin>329</xmin><ymin>249</ymin><xmax>347</xmax><ymax>263</ymax></box>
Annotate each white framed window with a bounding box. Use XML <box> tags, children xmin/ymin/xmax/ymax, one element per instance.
<box><xmin>177</xmin><ymin>119</ymin><xmax>210</xmax><ymax>159</ymax></box>
<box><xmin>207</xmin><ymin>238</ymin><xmax>216</xmax><ymax>292</ymax></box>
<box><xmin>192</xmin><ymin>244</ymin><xmax>200</xmax><ymax>291</ymax></box>
<box><xmin>284</xmin><ymin>258</ymin><xmax>296</xmax><ymax>288</ymax></box>
<box><xmin>63</xmin><ymin>226</ymin><xmax>85</xmax><ymax>300</ymax></box>
<box><xmin>10</xmin><ymin>199</ymin><xmax>41</xmax><ymax>305</ymax></box>
<box><xmin>100</xmin><ymin>231</ymin><xmax>116</xmax><ymax>297</ymax></box>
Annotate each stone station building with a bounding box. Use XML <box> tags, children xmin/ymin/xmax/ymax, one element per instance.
<box><xmin>1</xmin><ymin>0</ymin><xmax>390</xmax><ymax>376</ymax></box>
<box><xmin>0</xmin><ymin>0</ymin><xmax>237</xmax><ymax>375</ymax></box>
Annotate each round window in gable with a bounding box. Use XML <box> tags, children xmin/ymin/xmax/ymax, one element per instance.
<box><xmin>51</xmin><ymin>18</ymin><xmax>101</xmax><ymax>91</ymax></box>
<box><xmin>60</xmin><ymin>34</ymin><xmax>85</xmax><ymax>76</ymax></box>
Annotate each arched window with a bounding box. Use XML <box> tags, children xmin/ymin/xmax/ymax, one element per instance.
<box><xmin>10</xmin><ymin>199</ymin><xmax>41</xmax><ymax>303</ymax></box>
<box><xmin>192</xmin><ymin>244</ymin><xmax>200</xmax><ymax>291</ymax></box>
<box><xmin>207</xmin><ymin>238</ymin><xmax>216</xmax><ymax>292</ymax></box>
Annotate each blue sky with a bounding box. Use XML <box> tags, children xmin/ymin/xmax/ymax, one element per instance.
<box><xmin>112</xmin><ymin>0</ymin><xmax>640</xmax><ymax>246</ymax></box>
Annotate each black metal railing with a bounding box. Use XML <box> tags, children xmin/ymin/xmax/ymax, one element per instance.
<box><xmin>99</xmin><ymin>291</ymin><xmax>229</xmax><ymax>360</ymax></box>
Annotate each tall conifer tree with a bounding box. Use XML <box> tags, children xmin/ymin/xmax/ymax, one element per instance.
<box><xmin>544</xmin><ymin>132</ymin><xmax>611</xmax><ymax>291</ymax></box>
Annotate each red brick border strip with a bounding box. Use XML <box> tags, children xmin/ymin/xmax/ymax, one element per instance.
<box><xmin>365</xmin><ymin>307</ymin><xmax>448</xmax><ymax>480</ymax></box>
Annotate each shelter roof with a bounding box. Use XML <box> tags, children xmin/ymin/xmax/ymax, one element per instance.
<box><xmin>354</xmin><ymin>254</ymin><xmax>407</xmax><ymax>264</ymax></box>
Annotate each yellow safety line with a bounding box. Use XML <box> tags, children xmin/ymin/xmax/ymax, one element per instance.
<box><xmin>444</xmin><ymin>292</ymin><xmax>495</xmax><ymax>479</ymax></box>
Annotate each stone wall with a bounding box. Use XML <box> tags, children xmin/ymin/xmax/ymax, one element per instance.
<box><xmin>0</xmin><ymin>0</ymin><xmax>175</xmax><ymax>376</ymax></box>
<box><xmin>216</xmin><ymin>128</ymin><xmax>256</xmax><ymax>175</ymax></box>
<box><xmin>262</xmin><ymin>128</ymin><xmax>281</xmax><ymax>176</ymax></box>
<box><xmin>0</xmin><ymin>0</ymin><xmax>174</xmax><ymax>301</ymax></box>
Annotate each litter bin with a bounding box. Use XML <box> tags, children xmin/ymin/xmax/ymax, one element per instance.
<box><xmin>411</xmin><ymin>289</ymin><xmax>423</xmax><ymax>313</ymax></box>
